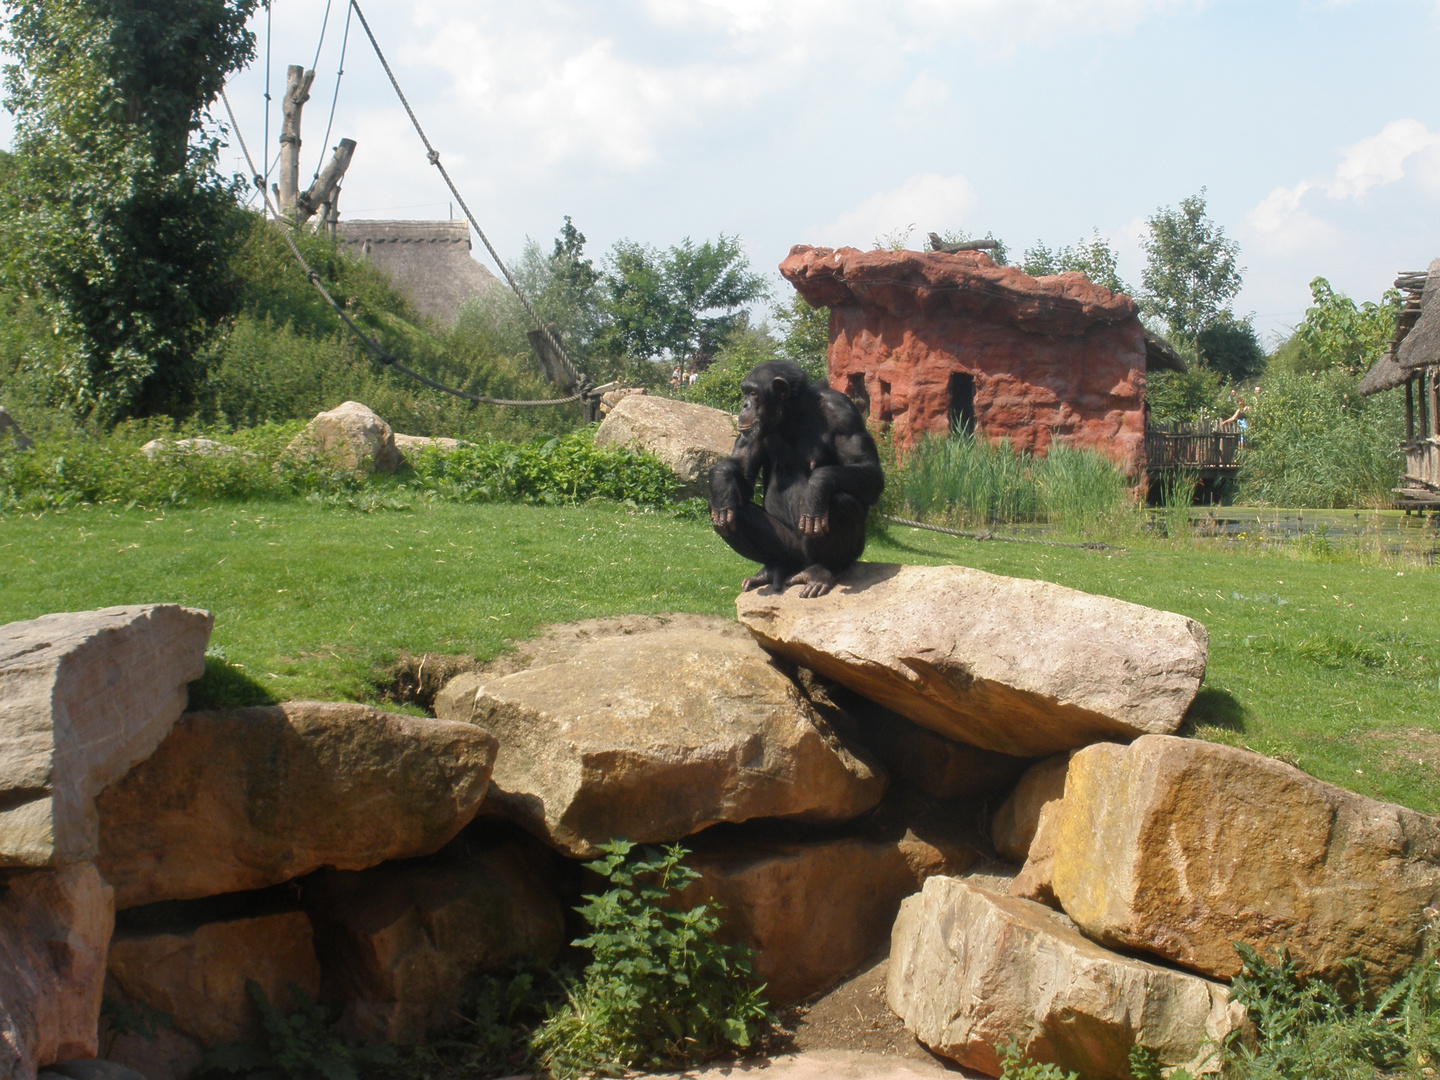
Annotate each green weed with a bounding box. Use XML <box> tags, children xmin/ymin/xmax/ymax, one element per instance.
<box><xmin>530</xmin><ymin>841</ymin><xmax>771</xmax><ymax>1078</ymax></box>
<box><xmin>996</xmin><ymin>1039</ymin><xmax>1077</xmax><ymax>1080</ymax></box>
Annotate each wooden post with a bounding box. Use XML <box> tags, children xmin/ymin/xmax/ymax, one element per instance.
<box><xmin>277</xmin><ymin>65</ymin><xmax>315</xmax><ymax>216</ymax></box>
<box><xmin>1421</xmin><ymin>371</ymin><xmax>1432</xmax><ymax>443</ymax></box>
<box><xmin>1431</xmin><ymin>366</ymin><xmax>1440</xmax><ymax>438</ymax></box>
<box><xmin>294</xmin><ymin>138</ymin><xmax>356</xmax><ymax>225</ymax></box>
<box><xmin>1406</xmin><ymin>377</ymin><xmax>1416</xmax><ymax>444</ymax></box>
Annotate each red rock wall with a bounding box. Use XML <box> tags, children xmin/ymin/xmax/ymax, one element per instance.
<box><xmin>827</xmin><ymin>308</ymin><xmax>1147</xmax><ymax>473</ymax></box>
<box><xmin>779</xmin><ymin>246</ymin><xmax>1149</xmax><ymax>476</ymax></box>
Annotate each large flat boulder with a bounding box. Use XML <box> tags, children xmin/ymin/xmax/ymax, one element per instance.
<box><xmin>0</xmin><ymin>864</ymin><xmax>114</xmax><ymax>1080</ymax></box>
<box><xmin>1047</xmin><ymin>735</ymin><xmax>1440</xmax><ymax>987</ymax></box>
<box><xmin>1</xmin><ymin>606</ymin><xmax>212</xmax><ymax>868</ymax></box>
<box><xmin>435</xmin><ymin>618</ymin><xmax>885</xmax><ymax>858</ymax></box>
<box><xmin>107</xmin><ymin>909</ymin><xmax>320</xmax><ymax>1049</ymax></box>
<box><xmin>305</xmin><ymin>839</ymin><xmax>566</xmax><ymax>1042</ymax></box>
<box><xmin>96</xmin><ymin>703</ymin><xmax>497</xmax><ymax>908</ymax></box>
<box><xmin>887</xmin><ymin>879</ymin><xmax>1245</xmax><ymax>1079</ymax></box>
<box><xmin>736</xmin><ymin>563</ymin><xmax>1207</xmax><ymax>757</ymax></box>
<box><xmin>593</xmin><ymin>394</ymin><xmax>737</xmax><ymax>499</ymax></box>
<box><xmin>282</xmin><ymin>401</ymin><xmax>401</xmax><ymax>474</ymax></box>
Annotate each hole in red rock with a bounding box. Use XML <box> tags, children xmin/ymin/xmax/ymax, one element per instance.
<box><xmin>947</xmin><ymin>372</ymin><xmax>976</xmax><ymax>435</ymax></box>
<box><xmin>878</xmin><ymin>380</ymin><xmax>893</xmax><ymax>424</ymax></box>
<box><xmin>845</xmin><ymin>374</ymin><xmax>870</xmax><ymax>419</ymax></box>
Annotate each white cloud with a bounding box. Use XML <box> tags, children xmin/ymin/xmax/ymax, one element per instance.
<box><xmin>901</xmin><ymin>71</ymin><xmax>950</xmax><ymax>112</ymax></box>
<box><xmin>1325</xmin><ymin>119</ymin><xmax>1440</xmax><ymax>200</ymax></box>
<box><xmin>1245</xmin><ymin>180</ymin><xmax>1336</xmax><ymax>252</ymax></box>
<box><xmin>811</xmin><ymin>172</ymin><xmax>978</xmax><ymax>249</ymax></box>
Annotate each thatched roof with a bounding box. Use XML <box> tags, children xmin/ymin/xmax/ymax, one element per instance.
<box><xmin>1358</xmin><ymin>260</ymin><xmax>1437</xmax><ymax>396</ymax></box>
<box><xmin>1144</xmin><ymin>328</ymin><xmax>1188</xmax><ymax>374</ymax></box>
<box><xmin>335</xmin><ymin>219</ymin><xmax>497</xmax><ymax>325</ymax></box>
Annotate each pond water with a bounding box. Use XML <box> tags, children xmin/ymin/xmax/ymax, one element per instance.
<box><xmin>1176</xmin><ymin>507</ymin><xmax>1440</xmax><ymax>558</ymax></box>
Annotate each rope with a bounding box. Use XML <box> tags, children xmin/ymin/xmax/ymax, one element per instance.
<box><xmin>309</xmin><ymin>0</ymin><xmax>333</xmax><ymax>75</ymax></box>
<box><xmin>347</xmin><ymin>0</ymin><xmax>579</xmax><ymax>389</ymax></box>
<box><xmin>881</xmin><ymin>515</ymin><xmax>1117</xmax><ymax>551</ymax></box>
<box><xmin>262</xmin><ymin>0</ymin><xmax>273</xmax><ymax>215</ymax></box>
<box><xmin>220</xmin><ymin>90</ymin><xmax>584</xmax><ymax>408</ymax></box>
<box><xmin>311</xmin><ymin>1</ymin><xmax>351</xmax><ymax>183</ymax></box>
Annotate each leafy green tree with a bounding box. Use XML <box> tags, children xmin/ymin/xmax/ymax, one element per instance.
<box><xmin>773</xmin><ymin>293</ymin><xmax>829</xmax><ymax>384</ymax></box>
<box><xmin>511</xmin><ymin>216</ymin><xmax>605</xmax><ymax>377</ymax></box>
<box><xmin>686</xmin><ymin>326</ymin><xmax>778</xmax><ymax>412</ymax></box>
<box><xmin>1196</xmin><ymin>317</ymin><xmax>1265</xmax><ymax>384</ymax></box>
<box><xmin>1144</xmin><ymin>364</ymin><xmax>1229</xmax><ymax>426</ymax></box>
<box><xmin>1140</xmin><ymin>189</ymin><xmax>1244</xmax><ymax>342</ymax></box>
<box><xmin>594</xmin><ymin>236</ymin><xmax>768</xmax><ymax>380</ymax></box>
<box><xmin>1021</xmin><ymin>231</ymin><xmax>1130</xmax><ymax>295</ymax></box>
<box><xmin>1</xmin><ymin>0</ymin><xmax>260</xmax><ymax>421</ymax></box>
<box><xmin>1291</xmin><ymin>277</ymin><xmax>1402</xmax><ymax>375</ymax></box>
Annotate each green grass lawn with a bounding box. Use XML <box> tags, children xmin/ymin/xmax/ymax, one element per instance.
<box><xmin>3</xmin><ymin>501</ymin><xmax>1438</xmax><ymax>812</ymax></box>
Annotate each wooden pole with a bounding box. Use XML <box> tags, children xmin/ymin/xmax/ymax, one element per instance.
<box><xmin>1406</xmin><ymin>377</ymin><xmax>1415</xmax><ymax>444</ymax></box>
<box><xmin>278</xmin><ymin>64</ymin><xmax>315</xmax><ymax>216</ymax></box>
<box><xmin>1430</xmin><ymin>367</ymin><xmax>1440</xmax><ymax>438</ymax></box>
<box><xmin>1421</xmin><ymin>371</ymin><xmax>1432</xmax><ymax>443</ymax></box>
<box><xmin>294</xmin><ymin>138</ymin><xmax>356</xmax><ymax>224</ymax></box>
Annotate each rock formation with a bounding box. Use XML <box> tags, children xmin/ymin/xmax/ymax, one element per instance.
<box><xmin>736</xmin><ymin>563</ymin><xmax>1207</xmax><ymax>757</ymax></box>
<box><xmin>888</xmin><ymin>879</ymin><xmax>1247</xmax><ymax>1079</ymax></box>
<box><xmin>282</xmin><ymin>401</ymin><xmax>402</xmax><ymax>474</ymax></box>
<box><xmin>1</xmin><ymin>606</ymin><xmax>212</xmax><ymax>868</ymax></box>
<box><xmin>593</xmin><ymin>394</ymin><xmax>738</xmax><ymax>499</ymax></box>
<box><xmin>435</xmin><ymin>618</ymin><xmax>885</xmax><ymax>857</ymax></box>
<box><xmin>96</xmin><ymin>703</ymin><xmax>497</xmax><ymax>908</ymax></box>
<box><xmin>779</xmin><ymin>245</ymin><xmax>1150</xmax><ymax>471</ymax></box>
<box><xmin>1043</xmin><ymin>735</ymin><xmax>1440</xmax><ymax>987</ymax></box>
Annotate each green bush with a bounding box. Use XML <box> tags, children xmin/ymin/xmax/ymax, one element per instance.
<box><xmin>1224</xmin><ymin>940</ymin><xmax>1440</xmax><ymax>1080</ymax></box>
<box><xmin>1236</xmin><ymin>368</ymin><xmax>1402</xmax><ymax>508</ymax></box>
<box><xmin>685</xmin><ymin>326</ymin><xmax>779</xmax><ymax>413</ymax></box>
<box><xmin>530</xmin><ymin>841</ymin><xmax>771</xmax><ymax>1078</ymax></box>
<box><xmin>406</xmin><ymin>430</ymin><xmax>680</xmax><ymax>506</ymax></box>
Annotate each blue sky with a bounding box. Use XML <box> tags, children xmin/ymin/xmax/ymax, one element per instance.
<box><xmin>59</xmin><ymin>1</ymin><xmax>1440</xmax><ymax>342</ymax></box>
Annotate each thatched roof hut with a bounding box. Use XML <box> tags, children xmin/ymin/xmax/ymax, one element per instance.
<box><xmin>1358</xmin><ymin>260</ymin><xmax>1440</xmax><ymax>504</ymax></box>
<box><xmin>335</xmin><ymin>219</ymin><xmax>497</xmax><ymax>325</ymax></box>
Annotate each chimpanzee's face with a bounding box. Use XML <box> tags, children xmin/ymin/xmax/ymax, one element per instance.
<box><xmin>737</xmin><ymin>375</ymin><xmax>789</xmax><ymax>433</ymax></box>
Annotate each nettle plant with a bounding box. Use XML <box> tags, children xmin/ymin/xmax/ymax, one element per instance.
<box><xmin>530</xmin><ymin>840</ymin><xmax>772</xmax><ymax>1079</ymax></box>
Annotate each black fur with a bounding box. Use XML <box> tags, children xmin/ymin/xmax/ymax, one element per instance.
<box><xmin>708</xmin><ymin>360</ymin><xmax>884</xmax><ymax>598</ymax></box>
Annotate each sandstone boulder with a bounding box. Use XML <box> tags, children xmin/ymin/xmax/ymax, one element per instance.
<box><xmin>392</xmin><ymin>433</ymin><xmax>460</xmax><ymax>455</ymax></box>
<box><xmin>0</xmin><ymin>864</ymin><xmax>114</xmax><ymax>1080</ymax></box>
<box><xmin>282</xmin><ymin>401</ymin><xmax>401</xmax><ymax>474</ymax></box>
<box><xmin>138</xmin><ymin>438</ymin><xmax>244</xmax><ymax>460</ymax></box>
<box><xmin>1048</xmin><ymin>735</ymin><xmax>1440</xmax><ymax>987</ymax></box>
<box><xmin>1</xmin><ymin>605</ymin><xmax>212</xmax><ymax>868</ymax></box>
<box><xmin>593</xmin><ymin>394</ymin><xmax>737</xmax><ymax>499</ymax></box>
<box><xmin>435</xmin><ymin>618</ymin><xmax>885</xmax><ymax>858</ymax></box>
<box><xmin>991</xmin><ymin>753</ymin><xmax>1070</xmax><ymax>862</ymax></box>
<box><xmin>736</xmin><ymin>563</ymin><xmax>1207</xmax><ymax>758</ymax></box>
<box><xmin>888</xmin><ymin>879</ymin><xmax>1245</xmax><ymax>1079</ymax></box>
<box><xmin>305</xmin><ymin>839</ymin><xmax>566</xmax><ymax>1042</ymax></box>
<box><xmin>107</xmin><ymin>910</ymin><xmax>320</xmax><ymax>1048</ymax></box>
<box><xmin>1007</xmin><ymin>792</ymin><xmax>1064</xmax><ymax>908</ymax></box>
<box><xmin>677</xmin><ymin>816</ymin><xmax>980</xmax><ymax>1005</ymax></box>
<box><xmin>599</xmin><ymin>387</ymin><xmax>646</xmax><ymax>417</ymax></box>
<box><xmin>0</xmin><ymin>406</ymin><xmax>34</xmax><ymax>451</ymax></box>
<box><xmin>97</xmin><ymin>703</ymin><xmax>497</xmax><ymax>908</ymax></box>
<box><xmin>796</xmin><ymin>669</ymin><xmax>1031</xmax><ymax>800</ymax></box>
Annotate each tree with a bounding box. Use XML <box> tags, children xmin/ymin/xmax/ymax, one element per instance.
<box><xmin>1290</xmin><ymin>277</ymin><xmax>1401</xmax><ymax>375</ymax></box>
<box><xmin>1140</xmin><ymin>189</ymin><xmax>1244</xmax><ymax>342</ymax></box>
<box><xmin>773</xmin><ymin>293</ymin><xmax>829</xmax><ymax>384</ymax></box>
<box><xmin>1021</xmin><ymin>230</ymin><xmax>1130</xmax><ymax>295</ymax></box>
<box><xmin>1196</xmin><ymin>318</ymin><xmax>1265</xmax><ymax>384</ymax></box>
<box><xmin>1</xmin><ymin>0</ymin><xmax>259</xmax><ymax>421</ymax></box>
<box><xmin>512</xmin><ymin>216</ymin><xmax>605</xmax><ymax>376</ymax></box>
<box><xmin>594</xmin><ymin>236</ymin><xmax>768</xmax><ymax>378</ymax></box>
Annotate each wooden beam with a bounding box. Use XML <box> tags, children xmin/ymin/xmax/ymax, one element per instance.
<box><xmin>294</xmin><ymin>138</ymin><xmax>356</xmax><ymax>225</ymax></box>
<box><xmin>1431</xmin><ymin>367</ymin><xmax>1440</xmax><ymax>438</ymax></box>
<box><xmin>1406</xmin><ymin>377</ymin><xmax>1415</xmax><ymax>443</ymax></box>
<box><xmin>277</xmin><ymin>64</ymin><xmax>315</xmax><ymax>216</ymax></box>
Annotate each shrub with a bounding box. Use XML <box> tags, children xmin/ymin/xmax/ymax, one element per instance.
<box><xmin>1236</xmin><ymin>368</ymin><xmax>1402</xmax><ymax>508</ymax></box>
<box><xmin>530</xmin><ymin>841</ymin><xmax>771</xmax><ymax>1078</ymax></box>
<box><xmin>686</xmin><ymin>326</ymin><xmax>778</xmax><ymax>413</ymax></box>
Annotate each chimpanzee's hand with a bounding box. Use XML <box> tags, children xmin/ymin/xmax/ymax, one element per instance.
<box><xmin>797</xmin><ymin>511</ymin><xmax>830</xmax><ymax>536</ymax></box>
<box><xmin>711</xmin><ymin>506</ymin><xmax>738</xmax><ymax>534</ymax></box>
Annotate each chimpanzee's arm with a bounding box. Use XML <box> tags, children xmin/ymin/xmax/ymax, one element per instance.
<box><xmin>798</xmin><ymin>394</ymin><xmax>885</xmax><ymax>536</ymax></box>
<box><xmin>709</xmin><ymin>430</ymin><xmax>765</xmax><ymax>534</ymax></box>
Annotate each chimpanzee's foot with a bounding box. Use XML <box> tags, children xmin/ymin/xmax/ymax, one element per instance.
<box><xmin>785</xmin><ymin>564</ymin><xmax>837</xmax><ymax>598</ymax></box>
<box><xmin>741</xmin><ymin>565</ymin><xmax>785</xmax><ymax>592</ymax></box>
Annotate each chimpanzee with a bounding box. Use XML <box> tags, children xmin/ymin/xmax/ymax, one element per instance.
<box><xmin>709</xmin><ymin>360</ymin><xmax>884</xmax><ymax>598</ymax></box>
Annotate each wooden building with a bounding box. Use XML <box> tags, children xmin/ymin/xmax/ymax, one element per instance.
<box><xmin>1358</xmin><ymin>260</ymin><xmax>1440</xmax><ymax>508</ymax></box>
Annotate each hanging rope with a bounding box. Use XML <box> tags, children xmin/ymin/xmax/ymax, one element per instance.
<box><xmin>220</xmin><ymin>89</ymin><xmax>584</xmax><ymax>408</ymax></box>
<box><xmin>309</xmin><ymin>0</ymin><xmax>334</xmax><ymax>74</ymax></box>
<box><xmin>347</xmin><ymin>0</ymin><xmax>579</xmax><ymax>390</ymax></box>
<box><xmin>311</xmin><ymin>1</ymin><xmax>352</xmax><ymax>183</ymax></box>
